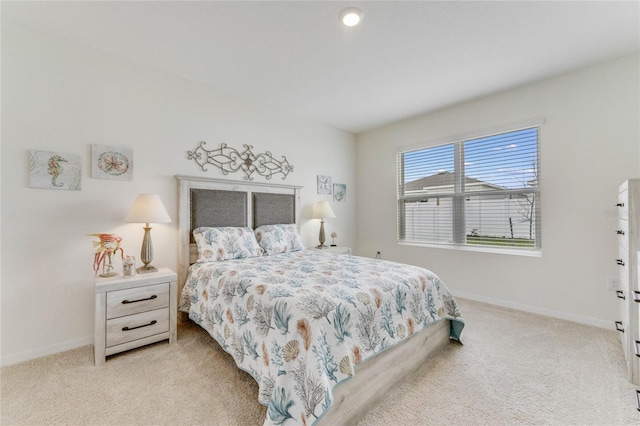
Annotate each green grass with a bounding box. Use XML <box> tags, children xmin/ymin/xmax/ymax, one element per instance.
<box><xmin>466</xmin><ymin>235</ymin><xmax>535</xmax><ymax>248</ymax></box>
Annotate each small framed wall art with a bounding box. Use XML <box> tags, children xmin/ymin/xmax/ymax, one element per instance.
<box><xmin>317</xmin><ymin>175</ymin><xmax>332</xmax><ymax>195</ymax></box>
<box><xmin>28</xmin><ymin>150</ymin><xmax>81</xmax><ymax>191</ymax></box>
<box><xmin>333</xmin><ymin>183</ymin><xmax>346</xmax><ymax>202</ymax></box>
<box><xmin>91</xmin><ymin>145</ymin><xmax>133</xmax><ymax>181</ymax></box>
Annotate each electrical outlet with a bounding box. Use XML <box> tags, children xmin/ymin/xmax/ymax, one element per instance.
<box><xmin>375</xmin><ymin>250</ymin><xmax>381</xmax><ymax>259</ymax></box>
<box><xmin>607</xmin><ymin>277</ymin><xmax>620</xmax><ymax>291</ymax></box>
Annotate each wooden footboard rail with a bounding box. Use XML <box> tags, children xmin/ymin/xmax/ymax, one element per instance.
<box><xmin>319</xmin><ymin>319</ymin><xmax>453</xmax><ymax>425</ymax></box>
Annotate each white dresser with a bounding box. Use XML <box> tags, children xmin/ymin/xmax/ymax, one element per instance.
<box><xmin>616</xmin><ymin>180</ymin><xmax>640</xmax><ymax>386</ymax></box>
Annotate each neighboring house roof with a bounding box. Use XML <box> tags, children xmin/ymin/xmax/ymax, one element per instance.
<box><xmin>405</xmin><ymin>171</ymin><xmax>504</xmax><ymax>192</ymax></box>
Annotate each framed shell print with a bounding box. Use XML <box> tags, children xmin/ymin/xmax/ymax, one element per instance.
<box><xmin>91</xmin><ymin>145</ymin><xmax>133</xmax><ymax>181</ymax></box>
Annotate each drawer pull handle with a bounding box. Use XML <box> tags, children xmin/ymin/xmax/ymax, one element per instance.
<box><xmin>122</xmin><ymin>320</ymin><xmax>157</xmax><ymax>332</ymax></box>
<box><xmin>617</xmin><ymin>230</ymin><xmax>625</xmax><ymax>235</ymax></box>
<box><xmin>636</xmin><ymin>389</ymin><xmax>640</xmax><ymax>412</ymax></box>
<box><xmin>616</xmin><ymin>290</ymin><xmax>626</xmax><ymax>300</ymax></box>
<box><xmin>122</xmin><ymin>295</ymin><xmax>157</xmax><ymax>304</ymax></box>
<box><xmin>616</xmin><ymin>259</ymin><xmax>625</xmax><ymax>266</ymax></box>
<box><xmin>633</xmin><ymin>291</ymin><xmax>640</xmax><ymax>303</ymax></box>
<box><xmin>634</xmin><ymin>340</ymin><xmax>640</xmax><ymax>358</ymax></box>
<box><xmin>617</xmin><ymin>202</ymin><xmax>625</xmax><ymax>207</ymax></box>
<box><xmin>615</xmin><ymin>321</ymin><xmax>624</xmax><ymax>333</ymax></box>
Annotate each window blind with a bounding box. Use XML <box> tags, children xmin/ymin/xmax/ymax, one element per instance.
<box><xmin>397</xmin><ymin>127</ymin><xmax>540</xmax><ymax>250</ymax></box>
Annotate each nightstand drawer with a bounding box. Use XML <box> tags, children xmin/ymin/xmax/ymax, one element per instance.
<box><xmin>106</xmin><ymin>283</ymin><xmax>169</xmax><ymax>319</ymax></box>
<box><xmin>106</xmin><ymin>307</ymin><xmax>169</xmax><ymax>347</ymax></box>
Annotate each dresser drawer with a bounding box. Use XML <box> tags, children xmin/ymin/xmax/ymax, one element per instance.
<box><xmin>106</xmin><ymin>283</ymin><xmax>169</xmax><ymax>319</ymax></box>
<box><xmin>619</xmin><ymin>238</ymin><xmax>629</xmax><ymax>253</ymax></box>
<box><xmin>618</xmin><ymin>190</ymin><xmax>629</xmax><ymax>223</ymax></box>
<box><xmin>106</xmin><ymin>307</ymin><xmax>169</xmax><ymax>347</ymax></box>
<box><xmin>617</xmin><ymin>220</ymin><xmax>629</xmax><ymax>245</ymax></box>
<box><xmin>618</xmin><ymin>245</ymin><xmax>629</xmax><ymax>272</ymax></box>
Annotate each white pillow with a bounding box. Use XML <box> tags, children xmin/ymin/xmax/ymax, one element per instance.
<box><xmin>254</xmin><ymin>224</ymin><xmax>305</xmax><ymax>255</ymax></box>
<box><xmin>193</xmin><ymin>227</ymin><xmax>263</xmax><ymax>263</ymax></box>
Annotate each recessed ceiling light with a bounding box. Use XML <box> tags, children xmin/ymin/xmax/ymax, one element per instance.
<box><xmin>340</xmin><ymin>7</ymin><xmax>362</xmax><ymax>27</ymax></box>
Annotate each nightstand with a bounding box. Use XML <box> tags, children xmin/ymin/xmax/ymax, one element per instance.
<box><xmin>314</xmin><ymin>246</ymin><xmax>352</xmax><ymax>255</ymax></box>
<box><xmin>94</xmin><ymin>267</ymin><xmax>177</xmax><ymax>365</ymax></box>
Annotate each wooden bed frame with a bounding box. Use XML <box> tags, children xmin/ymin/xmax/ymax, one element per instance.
<box><xmin>175</xmin><ymin>175</ymin><xmax>453</xmax><ymax>425</ymax></box>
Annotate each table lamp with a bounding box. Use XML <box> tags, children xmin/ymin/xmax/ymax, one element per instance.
<box><xmin>124</xmin><ymin>194</ymin><xmax>171</xmax><ymax>273</ymax></box>
<box><xmin>313</xmin><ymin>201</ymin><xmax>335</xmax><ymax>249</ymax></box>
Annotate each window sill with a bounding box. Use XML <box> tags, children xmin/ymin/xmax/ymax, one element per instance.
<box><xmin>398</xmin><ymin>241</ymin><xmax>542</xmax><ymax>257</ymax></box>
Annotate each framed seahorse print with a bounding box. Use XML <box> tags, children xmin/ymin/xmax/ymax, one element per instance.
<box><xmin>28</xmin><ymin>150</ymin><xmax>81</xmax><ymax>191</ymax></box>
<box><xmin>91</xmin><ymin>144</ymin><xmax>133</xmax><ymax>181</ymax></box>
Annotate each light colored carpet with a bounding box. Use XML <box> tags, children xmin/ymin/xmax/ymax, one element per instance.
<box><xmin>1</xmin><ymin>299</ymin><xmax>638</xmax><ymax>425</ymax></box>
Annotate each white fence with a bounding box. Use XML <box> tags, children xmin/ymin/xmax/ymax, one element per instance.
<box><xmin>403</xmin><ymin>196</ymin><xmax>535</xmax><ymax>242</ymax></box>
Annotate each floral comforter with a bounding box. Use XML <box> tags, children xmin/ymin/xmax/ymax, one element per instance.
<box><xmin>180</xmin><ymin>250</ymin><xmax>464</xmax><ymax>425</ymax></box>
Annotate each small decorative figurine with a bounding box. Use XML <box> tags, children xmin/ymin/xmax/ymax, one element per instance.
<box><xmin>123</xmin><ymin>255</ymin><xmax>136</xmax><ymax>277</ymax></box>
<box><xmin>88</xmin><ymin>233</ymin><xmax>124</xmax><ymax>277</ymax></box>
<box><xmin>331</xmin><ymin>232</ymin><xmax>337</xmax><ymax>247</ymax></box>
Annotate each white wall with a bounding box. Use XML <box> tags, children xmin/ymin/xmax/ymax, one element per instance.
<box><xmin>356</xmin><ymin>54</ymin><xmax>640</xmax><ymax>327</ymax></box>
<box><xmin>0</xmin><ymin>22</ymin><xmax>356</xmax><ymax>365</ymax></box>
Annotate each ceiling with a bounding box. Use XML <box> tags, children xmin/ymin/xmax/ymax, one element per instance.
<box><xmin>3</xmin><ymin>1</ymin><xmax>639</xmax><ymax>134</ymax></box>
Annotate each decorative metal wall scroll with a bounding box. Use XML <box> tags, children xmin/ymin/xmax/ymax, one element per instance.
<box><xmin>187</xmin><ymin>142</ymin><xmax>294</xmax><ymax>180</ymax></box>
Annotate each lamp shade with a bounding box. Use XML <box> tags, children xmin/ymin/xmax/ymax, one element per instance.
<box><xmin>124</xmin><ymin>194</ymin><xmax>171</xmax><ymax>224</ymax></box>
<box><xmin>313</xmin><ymin>201</ymin><xmax>336</xmax><ymax>219</ymax></box>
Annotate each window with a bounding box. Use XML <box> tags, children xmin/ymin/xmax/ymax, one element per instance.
<box><xmin>397</xmin><ymin>126</ymin><xmax>540</xmax><ymax>251</ymax></box>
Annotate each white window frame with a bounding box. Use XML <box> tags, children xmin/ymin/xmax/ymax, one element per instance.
<box><xmin>397</xmin><ymin>120</ymin><xmax>543</xmax><ymax>256</ymax></box>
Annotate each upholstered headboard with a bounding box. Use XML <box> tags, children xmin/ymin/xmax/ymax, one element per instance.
<box><xmin>176</xmin><ymin>175</ymin><xmax>302</xmax><ymax>290</ymax></box>
<box><xmin>190</xmin><ymin>188</ymin><xmax>248</xmax><ymax>230</ymax></box>
<box><xmin>252</xmin><ymin>192</ymin><xmax>296</xmax><ymax>228</ymax></box>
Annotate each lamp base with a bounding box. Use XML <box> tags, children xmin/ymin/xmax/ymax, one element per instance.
<box><xmin>136</xmin><ymin>265</ymin><xmax>158</xmax><ymax>274</ymax></box>
<box><xmin>317</xmin><ymin>219</ymin><xmax>328</xmax><ymax>250</ymax></box>
<box><xmin>138</xmin><ymin>225</ymin><xmax>156</xmax><ymax>274</ymax></box>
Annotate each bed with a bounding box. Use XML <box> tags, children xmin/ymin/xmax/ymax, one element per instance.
<box><xmin>176</xmin><ymin>175</ymin><xmax>464</xmax><ymax>425</ymax></box>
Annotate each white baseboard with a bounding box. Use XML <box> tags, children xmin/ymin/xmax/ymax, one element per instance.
<box><xmin>452</xmin><ymin>290</ymin><xmax>612</xmax><ymax>330</ymax></box>
<box><xmin>1</xmin><ymin>335</ymin><xmax>93</xmax><ymax>367</ymax></box>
